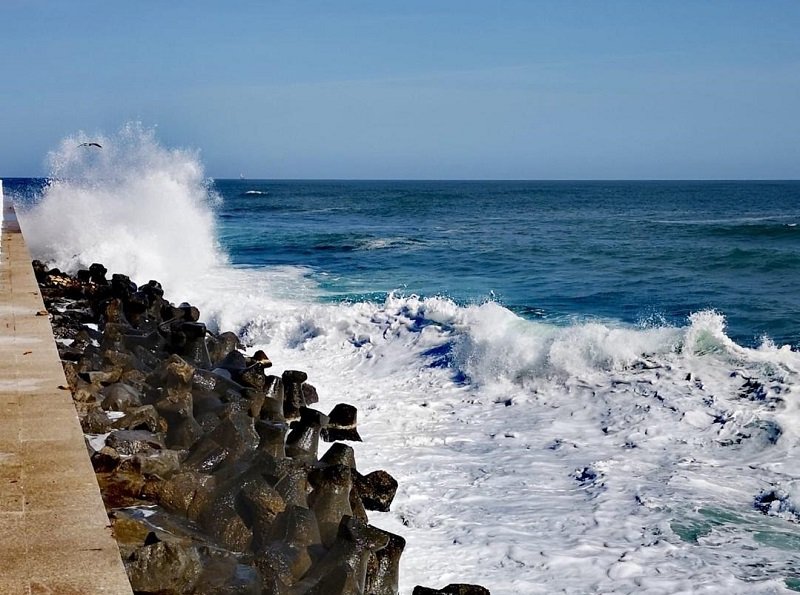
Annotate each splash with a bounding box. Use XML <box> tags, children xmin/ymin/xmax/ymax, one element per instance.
<box><xmin>19</xmin><ymin>123</ymin><xmax>224</xmax><ymax>295</ymax></box>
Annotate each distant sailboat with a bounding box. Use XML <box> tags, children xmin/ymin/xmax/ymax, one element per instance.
<box><xmin>239</xmin><ymin>173</ymin><xmax>245</xmax><ymax>180</ymax></box>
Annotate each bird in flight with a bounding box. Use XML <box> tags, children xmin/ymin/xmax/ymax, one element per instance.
<box><xmin>78</xmin><ymin>142</ymin><xmax>102</xmax><ymax>148</ymax></box>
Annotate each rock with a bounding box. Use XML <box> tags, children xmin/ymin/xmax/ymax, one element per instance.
<box><xmin>255</xmin><ymin>420</ymin><xmax>287</xmax><ymax>459</ymax></box>
<box><xmin>122</xmin><ymin>332</ymin><xmax>168</xmax><ymax>360</ymax></box>
<box><xmin>309</xmin><ymin>464</ymin><xmax>354</xmax><ymax>547</ymax></box>
<box><xmin>266</xmin><ymin>505</ymin><xmax>323</xmax><ymax>550</ymax></box>
<box><xmin>198</xmin><ymin>478</ymin><xmax>253</xmax><ymax>552</ymax></box>
<box><xmin>253</xmin><ymin>542</ymin><xmax>310</xmax><ymax>588</ymax></box>
<box><xmin>89</xmin><ymin>262</ymin><xmax>108</xmax><ymax>284</ymax></box>
<box><xmin>322</xmin><ymin>403</ymin><xmax>362</xmax><ymax>442</ymax></box>
<box><xmin>121</xmin><ymin>449</ymin><xmax>183</xmax><ymax>479</ymax></box>
<box><xmin>194</xmin><ymin>550</ymin><xmax>263</xmax><ymax>595</ymax></box>
<box><xmin>259</xmin><ymin>377</ymin><xmax>285</xmax><ymax>421</ymax></box>
<box><xmin>80</xmin><ymin>368</ymin><xmax>122</xmax><ymax>386</ymax></box>
<box><xmin>236</xmin><ymin>363</ymin><xmax>269</xmax><ymax>390</ymax></box>
<box><xmin>193</xmin><ymin>368</ymin><xmax>245</xmax><ymax>401</ymax></box>
<box><xmin>111</xmin><ymin>273</ymin><xmax>137</xmax><ymax>300</ymax></box>
<box><xmin>273</xmin><ymin>460</ymin><xmax>311</xmax><ymax>509</ymax></box>
<box><xmin>209</xmin><ymin>411</ymin><xmax>260</xmax><ymax>461</ymax></box>
<box><xmin>155</xmin><ymin>389</ymin><xmax>203</xmax><ymax>449</ymax></box>
<box><xmin>91</xmin><ymin>446</ymin><xmax>121</xmax><ymax>473</ymax></box>
<box><xmin>299</xmin><ymin>565</ymin><xmax>359</xmax><ymax>595</ymax></box>
<box><xmin>281</xmin><ymin>370</ymin><xmax>308</xmax><ymax>420</ymax></box>
<box><xmin>256</xmin><ymin>506</ymin><xmax>323</xmax><ymax>587</ymax></box>
<box><xmin>151</xmin><ymin>355</ymin><xmax>196</xmax><ymax>389</ymax></box>
<box><xmin>354</xmin><ymin>469</ymin><xmax>398</xmax><ymax>512</ymax></box>
<box><xmin>217</xmin><ymin>350</ymin><xmax>248</xmax><ymax>373</ymax></box>
<box><xmin>112</xmin><ymin>405</ymin><xmax>164</xmax><ymax>433</ymax></box>
<box><xmin>320</xmin><ymin>443</ymin><xmax>357</xmax><ymax>469</ymax></box>
<box><xmin>125</xmin><ymin>291</ymin><xmax>150</xmax><ymax>327</ymax></box>
<box><xmin>156</xmin><ymin>471</ymin><xmax>216</xmax><ymax>519</ymax></box>
<box><xmin>173</xmin><ymin>321</ymin><xmax>212</xmax><ymax>368</ymax></box>
<box><xmin>239</xmin><ymin>475</ymin><xmax>286</xmax><ymax>549</ymax></box>
<box><xmin>349</xmin><ymin>483</ymin><xmax>369</xmax><ymax>523</ymax></box>
<box><xmin>31</xmin><ymin>259</ymin><xmax>48</xmax><ymax>281</ymax></box>
<box><xmin>102</xmin><ymin>348</ymin><xmax>140</xmax><ymax>373</ymax></box>
<box><xmin>106</xmin><ymin>429</ymin><xmax>165</xmax><ymax>455</ymax></box>
<box><xmin>184</xmin><ymin>437</ymin><xmax>230</xmax><ymax>474</ymax></box>
<box><xmin>412</xmin><ymin>585</ymin><xmax>491</xmax><ymax>595</ymax></box>
<box><xmin>97</xmin><ymin>469</ymin><xmax>148</xmax><ymax>508</ymax></box>
<box><xmin>139</xmin><ymin>279</ymin><xmax>164</xmax><ymax>299</ymax></box>
<box><xmin>207</xmin><ymin>331</ymin><xmax>243</xmax><ymax>367</ymax></box>
<box><xmin>294</xmin><ymin>516</ymin><xmax>389</xmax><ymax>594</ymax></box>
<box><xmin>282</xmin><ymin>370</ymin><xmax>308</xmax><ymax>384</ymax></box>
<box><xmin>252</xmin><ymin>349</ymin><xmax>271</xmax><ymax>365</ymax></box>
<box><xmin>126</xmin><ymin>541</ymin><xmax>202</xmax><ymax>595</ymax></box>
<box><xmin>82</xmin><ymin>406</ymin><xmax>115</xmax><ymax>434</ymax></box>
<box><xmin>179</xmin><ymin>302</ymin><xmax>201</xmax><ymax>322</ymax></box>
<box><xmin>302</xmin><ymin>382</ymin><xmax>319</xmax><ymax>405</ymax></box>
<box><xmin>366</xmin><ymin>530</ymin><xmax>405</xmax><ymax>595</ymax></box>
<box><xmin>101</xmin><ymin>382</ymin><xmax>143</xmax><ymax>412</ymax></box>
<box><xmin>102</xmin><ymin>298</ymin><xmax>127</xmax><ymax>326</ymax></box>
<box><xmin>285</xmin><ymin>408</ymin><xmax>329</xmax><ymax>463</ymax></box>
<box><xmin>110</xmin><ymin>513</ymin><xmax>151</xmax><ymax>557</ymax></box>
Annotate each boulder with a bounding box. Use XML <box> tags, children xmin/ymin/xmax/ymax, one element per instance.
<box><xmin>412</xmin><ymin>586</ymin><xmax>491</xmax><ymax>595</ymax></box>
<box><xmin>294</xmin><ymin>517</ymin><xmax>388</xmax><ymax>594</ymax></box>
<box><xmin>239</xmin><ymin>475</ymin><xmax>286</xmax><ymax>549</ymax></box>
<box><xmin>285</xmin><ymin>408</ymin><xmax>329</xmax><ymax>463</ymax></box>
<box><xmin>198</xmin><ymin>478</ymin><xmax>253</xmax><ymax>552</ymax></box>
<box><xmin>101</xmin><ymin>382</ymin><xmax>143</xmax><ymax>412</ymax></box>
<box><xmin>106</xmin><ymin>429</ymin><xmax>165</xmax><ymax>456</ymax></box>
<box><xmin>121</xmin><ymin>449</ymin><xmax>183</xmax><ymax>479</ymax></box>
<box><xmin>207</xmin><ymin>331</ymin><xmax>243</xmax><ymax>367</ymax></box>
<box><xmin>126</xmin><ymin>541</ymin><xmax>202</xmax><ymax>595</ymax></box>
<box><xmin>155</xmin><ymin>471</ymin><xmax>216</xmax><ymax>519</ymax></box>
<box><xmin>309</xmin><ymin>464</ymin><xmax>354</xmax><ymax>548</ymax></box>
<box><xmin>281</xmin><ymin>370</ymin><xmax>308</xmax><ymax>420</ymax></box>
<box><xmin>321</xmin><ymin>403</ymin><xmax>362</xmax><ymax>442</ymax></box>
<box><xmin>365</xmin><ymin>530</ymin><xmax>405</xmax><ymax>595</ymax></box>
<box><xmin>112</xmin><ymin>405</ymin><xmax>164</xmax><ymax>433</ymax></box>
<box><xmin>354</xmin><ymin>469</ymin><xmax>398</xmax><ymax>512</ymax></box>
<box><xmin>209</xmin><ymin>411</ymin><xmax>260</xmax><ymax>461</ymax></box>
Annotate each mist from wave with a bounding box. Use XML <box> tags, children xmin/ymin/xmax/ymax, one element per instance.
<box><xmin>18</xmin><ymin>123</ymin><xmax>225</xmax><ymax>294</ymax></box>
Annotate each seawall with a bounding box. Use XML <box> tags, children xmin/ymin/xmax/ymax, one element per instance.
<box><xmin>0</xmin><ymin>181</ymin><xmax>133</xmax><ymax>594</ymax></box>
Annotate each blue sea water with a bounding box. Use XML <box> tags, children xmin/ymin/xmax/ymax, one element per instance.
<box><xmin>213</xmin><ymin>179</ymin><xmax>800</xmax><ymax>346</ymax></box>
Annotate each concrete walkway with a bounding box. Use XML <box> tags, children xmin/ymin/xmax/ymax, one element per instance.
<box><xmin>0</xmin><ymin>200</ymin><xmax>133</xmax><ymax>594</ymax></box>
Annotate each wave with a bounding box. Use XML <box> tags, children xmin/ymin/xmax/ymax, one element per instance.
<box><xmin>17</xmin><ymin>125</ymin><xmax>800</xmax><ymax>593</ymax></box>
<box><xmin>17</xmin><ymin>123</ymin><xmax>226</xmax><ymax>296</ymax></box>
<box><xmin>240</xmin><ymin>190</ymin><xmax>269</xmax><ymax>196</ymax></box>
<box><xmin>653</xmin><ymin>217</ymin><xmax>800</xmax><ymax>240</ymax></box>
<box><xmin>706</xmin><ymin>222</ymin><xmax>800</xmax><ymax>240</ymax></box>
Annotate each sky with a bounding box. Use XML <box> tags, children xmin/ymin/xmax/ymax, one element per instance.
<box><xmin>1</xmin><ymin>1</ymin><xmax>799</xmax><ymax>179</ymax></box>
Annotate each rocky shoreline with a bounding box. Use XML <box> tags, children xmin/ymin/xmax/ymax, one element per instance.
<box><xmin>34</xmin><ymin>260</ymin><xmax>489</xmax><ymax>595</ymax></box>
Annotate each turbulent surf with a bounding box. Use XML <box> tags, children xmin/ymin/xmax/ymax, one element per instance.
<box><xmin>11</xmin><ymin>125</ymin><xmax>800</xmax><ymax>593</ymax></box>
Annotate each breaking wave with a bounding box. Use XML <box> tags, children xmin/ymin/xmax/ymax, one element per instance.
<box><xmin>16</xmin><ymin>125</ymin><xmax>800</xmax><ymax>593</ymax></box>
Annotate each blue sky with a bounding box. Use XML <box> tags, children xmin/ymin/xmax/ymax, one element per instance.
<box><xmin>1</xmin><ymin>1</ymin><xmax>799</xmax><ymax>179</ymax></box>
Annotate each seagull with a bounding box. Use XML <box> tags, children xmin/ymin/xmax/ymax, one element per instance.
<box><xmin>78</xmin><ymin>142</ymin><xmax>102</xmax><ymax>148</ymax></box>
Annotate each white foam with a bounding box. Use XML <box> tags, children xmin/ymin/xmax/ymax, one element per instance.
<box><xmin>18</xmin><ymin>122</ymin><xmax>224</xmax><ymax>297</ymax></box>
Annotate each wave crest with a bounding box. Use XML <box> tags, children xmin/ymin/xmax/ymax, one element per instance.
<box><xmin>19</xmin><ymin>122</ymin><xmax>224</xmax><ymax>295</ymax></box>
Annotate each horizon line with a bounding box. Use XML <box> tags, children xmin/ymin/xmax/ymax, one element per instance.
<box><xmin>2</xmin><ymin>176</ymin><xmax>800</xmax><ymax>183</ymax></box>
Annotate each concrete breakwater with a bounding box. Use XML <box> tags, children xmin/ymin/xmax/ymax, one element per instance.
<box><xmin>0</xmin><ymin>201</ymin><xmax>133</xmax><ymax>594</ymax></box>
<box><xmin>34</xmin><ymin>260</ymin><xmax>490</xmax><ymax>595</ymax></box>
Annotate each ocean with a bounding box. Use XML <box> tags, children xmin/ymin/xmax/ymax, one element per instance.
<box><xmin>6</xmin><ymin>126</ymin><xmax>800</xmax><ymax>593</ymax></box>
